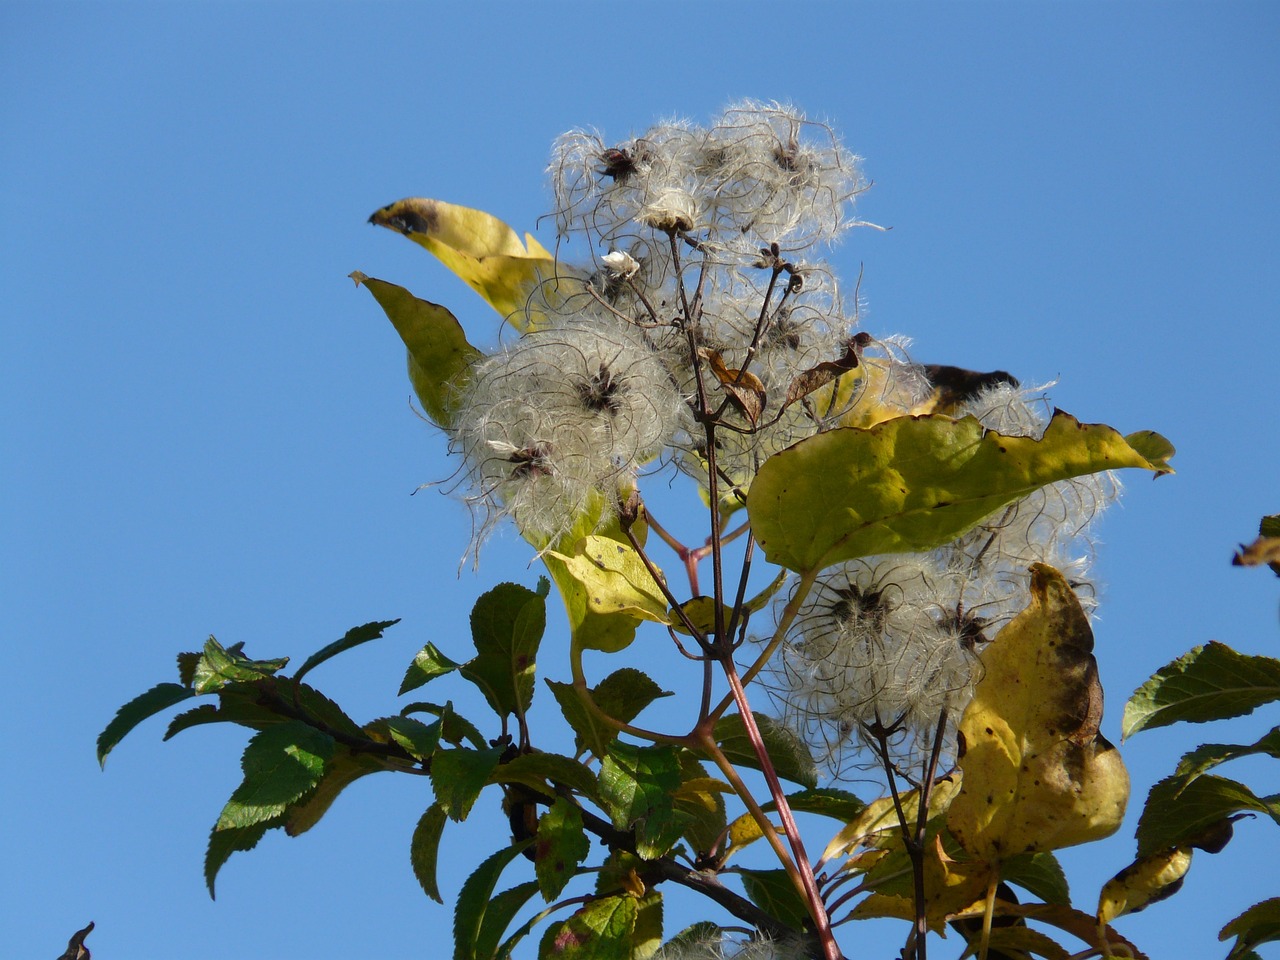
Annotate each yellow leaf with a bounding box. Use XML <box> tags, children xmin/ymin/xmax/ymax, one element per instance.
<box><xmin>948</xmin><ymin>564</ymin><xmax>1129</xmax><ymax>862</ymax></box>
<box><xmin>369</xmin><ymin>197</ymin><xmax>569</xmax><ymax>329</ymax></box>
<box><xmin>547</xmin><ymin>535</ymin><xmax>670</xmax><ymax>625</ymax></box>
<box><xmin>851</xmin><ymin>833</ymin><xmax>994</xmax><ymax>929</ymax></box>
<box><xmin>1097</xmin><ymin>846</ymin><xmax>1193</xmax><ymax>924</ymax></box>
<box><xmin>823</xmin><ymin>775</ymin><xmax>962</xmax><ymax>863</ymax></box>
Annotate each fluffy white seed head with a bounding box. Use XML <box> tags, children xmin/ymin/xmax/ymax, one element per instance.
<box><xmin>450</xmin><ymin>314</ymin><xmax>683</xmax><ymax>549</ymax></box>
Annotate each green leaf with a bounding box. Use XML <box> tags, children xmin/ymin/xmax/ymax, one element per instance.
<box><xmin>535</xmin><ymin>798</ymin><xmax>591</xmax><ymax>901</ymax></box>
<box><xmin>762</xmin><ymin>787</ymin><xmax>865</xmax><ymax>823</ymax></box>
<box><xmin>1174</xmin><ymin>726</ymin><xmax>1280</xmax><ymax>785</ymax></box>
<box><xmin>162</xmin><ymin>687</ymin><xmax>279</xmax><ymax>739</ymax></box>
<box><xmin>461</xmin><ymin>582</ymin><xmax>546</xmax><ymax>720</ymax></box>
<box><xmin>216</xmin><ymin>721</ymin><xmax>334</xmax><ymax>830</ymax></box>
<box><xmin>712</xmin><ymin>712</ymin><xmax>818</xmax><ymax>789</ymax></box>
<box><xmin>453</xmin><ymin>840</ymin><xmax>534</xmax><ymax>960</ymax></box>
<box><xmin>1001</xmin><ymin>851</ymin><xmax>1070</xmax><ymax>906</ymax></box>
<box><xmin>176</xmin><ymin>651</ymin><xmax>201</xmax><ymax>687</ymax></box>
<box><xmin>286</xmin><ymin>749</ymin><xmax>389</xmax><ymax>836</ymax></box>
<box><xmin>366</xmin><ymin>715</ymin><xmax>443</xmax><ymax>761</ymax></box>
<box><xmin>632</xmin><ymin>892</ymin><xmax>663</xmax><ymax>960</ymax></box>
<box><xmin>488</xmin><ymin>751</ymin><xmax>600</xmax><ymax>802</ymax></box>
<box><xmin>402</xmin><ymin>700</ymin><xmax>487</xmax><ymax>749</ymax></box>
<box><xmin>205</xmin><ymin>819</ymin><xmax>275</xmax><ymax>898</ymax></box>
<box><xmin>1136</xmin><ymin>774</ymin><xmax>1280</xmax><ymax>857</ymax></box>
<box><xmin>1123</xmin><ymin>642</ymin><xmax>1280</xmax><ymax>737</ymax></box>
<box><xmin>400</xmin><ymin>642</ymin><xmax>463</xmax><ymax>696</ymax></box>
<box><xmin>97</xmin><ymin>682</ymin><xmax>195</xmax><ymax>766</ymax></box>
<box><xmin>430</xmin><ymin>746</ymin><xmax>504</xmax><ymax>822</ymax></box>
<box><xmin>673</xmin><ymin>754</ymin><xmax>730</xmax><ymax>855</ymax></box>
<box><xmin>1221</xmin><ymin>897</ymin><xmax>1280</xmax><ymax>960</ymax></box>
<box><xmin>476</xmin><ymin>881</ymin><xmax>543</xmax><ymax>960</ymax></box>
<box><xmin>538</xmin><ymin>895</ymin><xmax>637</xmax><ymax>960</ymax></box>
<box><xmin>192</xmin><ymin>637</ymin><xmax>289</xmax><ymax>694</ymax></box>
<box><xmin>351</xmin><ymin>271</ymin><xmax>482</xmax><ymax>428</ymax></box>
<box><xmin>411</xmin><ymin>803</ymin><xmax>448</xmax><ymax>903</ymax></box>
<box><xmin>283</xmin><ymin>679</ymin><xmax>366</xmax><ymax>739</ymax></box>
<box><xmin>738</xmin><ymin>868</ymin><xmax>811</xmax><ymax>930</ymax></box>
<box><xmin>547</xmin><ymin>670</ymin><xmax>671</xmax><ymax>759</ymax></box>
<box><xmin>599</xmin><ymin>743</ymin><xmax>685</xmax><ymax>859</ymax></box>
<box><xmin>748</xmin><ymin>411</ymin><xmax>1172</xmax><ymax>574</ymax></box>
<box><xmin>293</xmin><ymin>619</ymin><xmax>400</xmax><ymax>686</ymax></box>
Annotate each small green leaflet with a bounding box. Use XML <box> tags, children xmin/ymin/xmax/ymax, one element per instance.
<box><xmin>292</xmin><ymin>619</ymin><xmax>400</xmax><ymax>686</ymax></box>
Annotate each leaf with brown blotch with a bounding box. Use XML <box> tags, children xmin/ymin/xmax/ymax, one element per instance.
<box><xmin>948</xmin><ymin>564</ymin><xmax>1129</xmax><ymax>862</ymax></box>
<box><xmin>782</xmin><ymin>339</ymin><xmax>863</xmax><ymax>409</ymax></box>
<box><xmin>698</xmin><ymin>347</ymin><xmax>766</xmax><ymax>426</ymax></box>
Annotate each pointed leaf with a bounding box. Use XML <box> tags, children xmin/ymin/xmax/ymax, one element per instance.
<box><xmin>431</xmin><ymin>746</ymin><xmax>504</xmax><ymax>822</ymax></box>
<box><xmin>205</xmin><ymin>819</ymin><xmax>274</xmax><ymax>898</ymax></box>
<box><xmin>216</xmin><ymin>721</ymin><xmax>334</xmax><ymax>831</ymax></box>
<box><xmin>1221</xmin><ymin>897</ymin><xmax>1280</xmax><ymax>960</ymax></box>
<box><xmin>1097</xmin><ymin>846</ymin><xmax>1193</xmax><ymax>923</ymax></box>
<box><xmin>402</xmin><ymin>700</ymin><xmax>487</xmax><ymax>749</ymax></box>
<box><xmin>193</xmin><ymin>637</ymin><xmax>288</xmax><ymax>694</ymax></box>
<box><xmin>1174</xmin><ymin>726</ymin><xmax>1280</xmax><ymax>785</ymax></box>
<box><xmin>286</xmin><ymin>748</ymin><xmax>389</xmax><ymax>836</ymax></box>
<box><xmin>367</xmin><ymin>197</ymin><xmax>560</xmax><ymax>329</ymax></box>
<box><xmin>475</xmin><ymin>881</ymin><xmax>543</xmax><ymax>960</ymax></box>
<box><xmin>547</xmin><ymin>535</ymin><xmax>669</xmax><ymax>633</ymax></box>
<box><xmin>549</xmin><ymin>670</ymin><xmax>672</xmax><ymax>759</ymax></box>
<box><xmin>949</xmin><ymin>565</ymin><xmax>1129</xmax><ymax>860</ymax></box>
<box><xmin>535</xmin><ymin>798</ymin><xmax>591</xmax><ymax>901</ymax></box>
<box><xmin>711</xmin><ymin>712</ymin><xmax>818</xmax><ymax>789</ymax></box>
<box><xmin>461</xmin><ymin>582</ymin><xmax>545</xmax><ymax>720</ymax></box>
<box><xmin>539</xmin><ymin>895</ymin><xmax>637</xmax><ymax>960</ymax></box>
<box><xmin>1123</xmin><ymin>642</ymin><xmax>1280</xmax><ymax>738</ymax></box>
<box><xmin>738</xmin><ymin>868</ymin><xmax>811</xmax><ymax>931</ymax></box>
<box><xmin>748</xmin><ymin>411</ymin><xmax>1171</xmax><ymax>574</ymax></box>
<box><xmin>599</xmin><ymin>743</ymin><xmax>684</xmax><ymax>859</ymax></box>
<box><xmin>98</xmin><ymin>682</ymin><xmax>195</xmax><ymax>766</ymax></box>
<box><xmin>366</xmin><ymin>715</ymin><xmax>443</xmax><ymax>761</ymax></box>
<box><xmin>400</xmin><ymin>641</ymin><xmax>464</xmax><ymax>696</ymax></box>
<box><xmin>411</xmin><ymin>803</ymin><xmax>448</xmax><ymax>903</ymax></box>
<box><xmin>488</xmin><ymin>751</ymin><xmax>600</xmax><ymax>802</ymax></box>
<box><xmin>762</xmin><ymin>787</ymin><xmax>865</xmax><ymax>823</ymax></box>
<box><xmin>453</xmin><ymin>840</ymin><xmax>534</xmax><ymax>960</ymax></box>
<box><xmin>1136</xmin><ymin>774</ymin><xmax>1280</xmax><ymax>857</ymax></box>
<box><xmin>1000</xmin><ymin>851</ymin><xmax>1070</xmax><ymax>907</ymax></box>
<box><xmin>352</xmin><ymin>272</ymin><xmax>482</xmax><ymax>428</ymax></box>
<box><xmin>293</xmin><ymin>619</ymin><xmax>400</xmax><ymax>686</ymax></box>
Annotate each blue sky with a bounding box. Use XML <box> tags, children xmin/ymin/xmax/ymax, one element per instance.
<box><xmin>4</xmin><ymin>3</ymin><xmax>1279</xmax><ymax>958</ymax></box>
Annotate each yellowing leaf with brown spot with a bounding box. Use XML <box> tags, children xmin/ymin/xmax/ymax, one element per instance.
<box><xmin>1097</xmin><ymin>846</ymin><xmax>1193</xmax><ymax>924</ymax></box>
<box><xmin>948</xmin><ymin>564</ymin><xmax>1129</xmax><ymax>862</ymax></box>
<box><xmin>823</xmin><ymin>775</ymin><xmax>962</xmax><ymax>863</ymax></box>
<box><xmin>850</xmin><ymin>833</ymin><xmax>994</xmax><ymax>929</ymax></box>
<box><xmin>369</xmin><ymin>197</ymin><xmax>570</xmax><ymax>329</ymax></box>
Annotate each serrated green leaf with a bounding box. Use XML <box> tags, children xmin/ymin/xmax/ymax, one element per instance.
<box><xmin>536</xmin><ymin>798</ymin><xmax>591</xmax><ymax>901</ymax></box>
<box><xmin>431</xmin><ymin>746</ymin><xmax>504</xmax><ymax>822</ymax></box>
<box><xmin>673</xmin><ymin>753</ymin><xmax>731</xmax><ymax>856</ymax></box>
<box><xmin>453</xmin><ymin>840</ymin><xmax>534</xmax><ymax>960</ymax></box>
<box><xmin>1136</xmin><ymin>774</ymin><xmax>1280</xmax><ymax>857</ymax></box>
<box><xmin>1123</xmin><ymin>642</ymin><xmax>1280</xmax><ymax>737</ymax></box>
<box><xmin>205</xmin><ymin>819</ymin><xmax>275</xmax><ymax>898</ymax></box>
<box><xmin>176</xmin><ymin>651</ymin><xmax>201</xmax><ymax>687</ymax></box>
<box><xmin>738</xmin><ymin>868</ymin><xmax>810</xmax><ymax>931</ymax></box>
<box><xmin>292</xmin><ymin>619</ymin><xmax>400</xmax><ymax>686</ymax></box>
<box><xmin>712</xmin><ymin>712</ymin><xmax>818</xmax><ymax>789</ymax></box>
<box><xmin>748</xmin><ymin>411</ymin><xmax>1171</xmax><ymax>574</ymax></box>
<box><xmin>476</xmin><ymin>881</ymin><xmax>542</xmax><ymax>960</ymax></box>
<box><xmin>461</xmin><ymin>582</ymin><xmax>546</xmax><ymax>720</ymax></box>
<box><xmin>351</xmin><ymin>271</ymin><xmax>482</xmax><ymax>428</ymax></box>
<box><xmin>401</xmin><ymin>701</ymin><xmax>487</xmax><ymax>749</ymax></box>
<box><xmin>547</xmin><ymin>670</ymin><xmax>671</xmax><ymax>760</ymax></box>
<box><xmin>1174</xmin><ymin>726</ymin><xmax>1280</xmax><ymax>785</ymax></box>
<box><xmin>366</xmin><ymin>715</ymin><xmax>442</xmax><ymax>761</ymax></box>
<box><xmin>1001</xmin><ymin>851</ymin><xmax>1070</xmax><ymax>906</ymax></box>
<box><xmin>633</xmin><ymin>892</ymin><xmax>663</xmax><ymax>960</ymax></box>
<box><xmin>97</xmin><ymin>682</ymin><xmax>195</xmax><ymax>766</ymax></box>
<box><xmin>488</xmin><ymin>751</ymin><xmax>599</xmax><ymax>802</ymax></box>
<box><xmin>283</xmin><ymin>679</ymin><xmax>366</xmax><ymax>739</ymax></box>
<box><xmin>538</xmin><ymin>895</ymin><xmax>637</xmax><ymax>960</ymax></box>
<box><xmin>599</xmin><ymin>743</ymin><xmax>684</xmax><ymax>859</ymax></box>
<box><xmin>1221</xmin><ymin>897</ymin><xmax>1280</xmax><ymax>960</ymax></box>
<box><xmin>286</xmin><ymin>748</ymin><xmax>389</xmax><ymax>836</ymax></box>
<box><xmin>400</xmin><ymin>641</ymin><xmax>463</xmax><ymax>696</ymax></box>
<box><xmin>762</xmin><ymin>787</ymin><xmax>865</xmax><ymax>823</ymax></box>
<box><xmin>192</xmin><ymin>636</ymin><xmax>288</xmax><ymax>694</ymax></box>
<box><xmin>216</xmin><ymin>721</ymin><xmax>334</xmax><ymax>831</ymax></box>
<box><xmin>411</xmin><ymin>803</ymin><xmax>448</xmax><ymax>903</ymax></box>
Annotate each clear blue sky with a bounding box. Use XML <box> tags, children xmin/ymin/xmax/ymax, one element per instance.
<box><xmin>4</xmin><ymin>3</ymin><xmax>1278</xmax><ymax>958</ymax></box>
